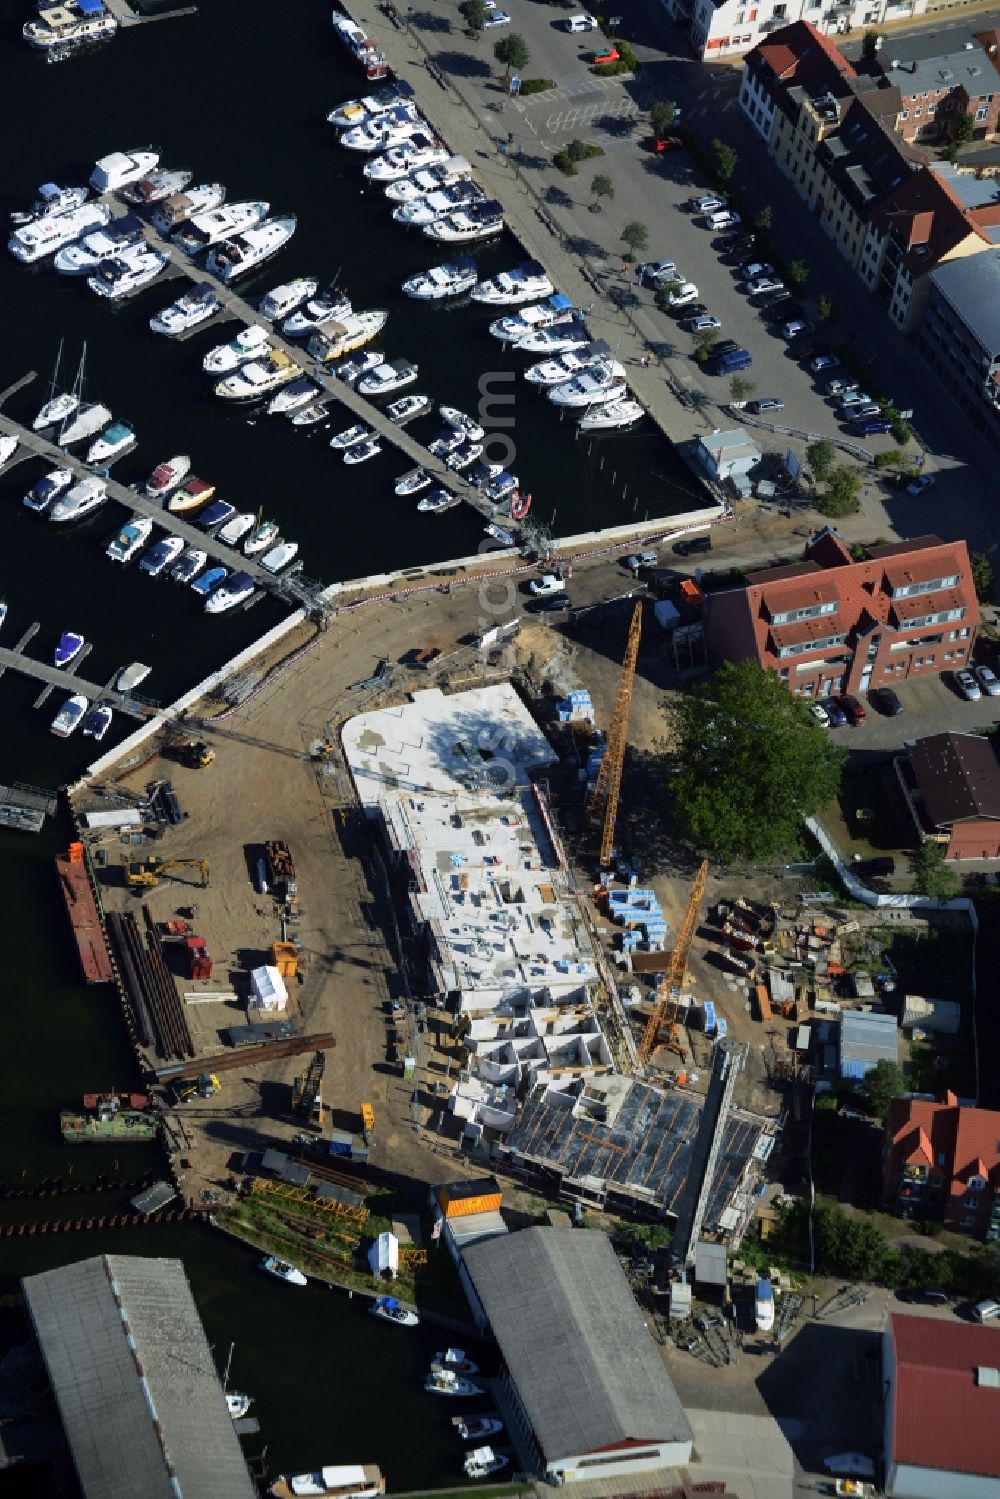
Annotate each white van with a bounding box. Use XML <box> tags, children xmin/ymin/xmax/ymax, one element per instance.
<box><xmin>528</xmin><ymin>574</ymin><xmax>566</xmax><ymax>596</ymax></box>
<box><xmin>564</xmin><ymin>13</ymin><xmax>597</xmax><ymax>30</ymax></box>
<box><xmin>707</xmin><ymin>209</ymin><xmax>740</xmax><ymax>230</ymax></box>
<box><xmin>973</xmin><ymin>1298</ymin><xmax>1000</xmax><ymax>1323</ymax></box>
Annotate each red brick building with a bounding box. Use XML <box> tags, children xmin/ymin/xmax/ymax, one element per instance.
<box><xmin>882</xmin><ymin>1090</ymin><xmax>1000</xmax><ymax>1240</ymax></box>
<box><xmin>897</xmin><ymin>732</ymin><xmax>1000</xmax><ymax>860</ymax></box>
<box><xmin>703</xmin><ymin>528</ymin><xmax>979</xmax><ymax>701</ymax></box>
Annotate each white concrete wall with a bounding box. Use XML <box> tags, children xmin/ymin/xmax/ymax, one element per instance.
<box><xmin>549</xmin><ymin>1438</ymin><xmax>693</xmax><ymax>1481</ymax></box>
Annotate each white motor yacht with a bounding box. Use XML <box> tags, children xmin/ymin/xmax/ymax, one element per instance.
<box><xmin>386</xmin><ymin>393</ymin><xmax>431</xmax><ymax>424</ymax></box>
<box><xmin>206</xmin><ymin>216</ymin><xmax>297</xmax><ymax>283</ymax></box>
<box><xmin>357</xmin><ymin>359</ymin><xmax>417</xmax><ymax>397</ymax></box>
<box><xmin>330</xmin><ymin>424</ymin><xmax>371</xmax><ymax>452</ymax></box>
<box><xmin>331</xmin><ymin>13</ymin><xmax>389</xmax><ymax>80</ymax></box>
<box><xmin>307</xmin><ymin>309</ymin><xmax>388</xmax><ymax>365</ymax></box>
<box><xmin>59</xmin><ymin>402</ymin><xmax>113</xmax><ymax>447</ymax></box>
<box><xmin>140</xmin><ymin>536</ymin><xmax>185</xmax><ymax>576</ymax></box>
<box><xmin>385</xmin><ymin>155</ymin><xmax>471</xmax><ymax>204</ymax></box>
<box><xmin>401</xmin><ymin>255</ymin><xmax>477</xmax><ymax>301</ymax></box>
<box><xmin>578</xmin><ymin>398</ymin><xmax>644</xmax><ymax>430</ymax></box>
<box><xmin>490</xmin><ymin>294</ymin><xmax>576</xmax><ymax>345</ymax></box>
<box><xmin>150</xmin><ymin>282</ymin><xmax>221</xmax><ymax>335</ymax></box>
<box><xmin>244</xmin><ymin>518</ymin><xmax>280</xmax><ymax>555</ymax></box>
<box><xmin>88</xmin><ymin>245</ymin><xmax>169</xmax><ymax>299</ymax></box>
<box><xmin>268</xmin><ymin>377</ymin><xmax>319</xmax><ymax>416</ymax></box>
<box><xmin>283</xmin><ymin>288</ymin><xmax>351</xmax><ymax>338</ymax></box>
<box><xmin>0</xmin><ymin>435</ymin><xmax>18</xmax><ymax>470</ymax></box>
<box><xmin>424</xmin><ymin>1369</ymin><xmax>480</xmax><ymax>1397</ymax></box>
<box><xmin>120</xmin><ymin>167</ymin><xmax>193</xmax><ymax>205</ymax></box>
<box><xmin>472</xmin><ymin>259</ymin><xmax>555</xmax><ymax>305</ymax></box>
<box><xmin>343</xmin><ymin>440</ymin><xmax>381</xmax><ymax>466</ymax></box>
<box><xmin>170</xmin><ymin>547</ymin><xmax>207</xmax><ymax>583</ymax></box>
<box><xmin>24</xmin><ymin>8</ymin><xmax>117</xmax><ymax>49</ymax></box>
<box><xmin>205</xmin><ymin>570</ymin><xmax>257</xmax><ymax>613</ymax></box>
<box><xmin>214</xmin><ymin>350</ymin><xmax>299</xmax><ymax>401</ymax></box>
<box><xmin>173</xmin><ymin>200</ymin><xmax>270</xmax><ymax>255</ymax></box>
<box><xmin>514</xmin><ymin>318</ymin><xmax>589</xmax><ymax>355</ymax></box>
<box><xmin>114</xmin><ymin>662</ymin><xmax>151</xmax><ymax>692</ymax></box>
<box><xmin>417</xmin><ymin>488</ymin><xmax>452</xmax><ymax>512</ymax></box>
<box><xmin>327</xmin><ymin>79</ymin><xmax>415</xmax><ymax>130</ymax></box>
<box><xmin>142</xmin><ymin>454</ymin><xmax>191</xmax><ymax>498</ymax></box>
<box><xmin>447</xmin><ymin>441</ymin><xmax>482</xmax><ymax>471</ymax></box>
<box><xmin>151</xmin><ymin>182</ymin><xmax>227</xmax><ymax>236</ymax></box>
<box><xmin>363</xmin><ymin>135</ymin><xmax>449</xmax><ymax>183</ymax></box>
<box><xmin>107</xmin><ymin>516</ymin><xmax>154</xmax><ymax>562</ymax></box>
<box><xmin>12</xmin><ymin>183</ymin><xmax>89</xmax><ymax>225</ymax></box>
<box><xmin>341</xmin><ymin>102</ymin><xmax>423</xmax><ymax>151</ymax></box>
<box><xmin>422</xmin><ymin>200</ymin><xmax>503</xmax><ymax>243</ymax></box>
<box><xmin>217</xmin><ymin>512</ymin><xmax>256</xmax><ymax>547</ymax></box>
<box><xmin>428</xmin><ymin>428</ymin><xmax>463</xmax><ymax>459</ymax></box>
<box><xmin>394</xmin><ymin>181</ymin><xmax>484</xmax><ymax>227</ymax></box>
<box><xmin>259</xmin><ymin>277</ymin><xmax>318</xmax><ymax>322</ymax></box>
<box><xmin>260</xmin><ymin>541</ymin><xmax>299</xmax><ymax>572</ymax></box>
<box><xmin>87</xmin><ymin>419</ymin><xmax>136</xmax><ymax>464</ymax></box>
<box><xmin>394</xmin><ymin>468</ymin><xmax>430</xmax><ymax>496</ymax></box>
<box><xmin>440</xmin><ymin>406</ymin><xmax>485</xmax><ymax>442</ymax></box>
<box><xmin>268</xmin><ymin>1463</ymin><xmax>385</xmax><ymax>1499</ymax></box>
<box><xmin>89</xmin><ymin>149</ymin><xmax>159</xmax><ymax>193</ymax></box>
<box><xmin>81</xmin><ymin>701</ymin><xmax>114</xmax><ymax>742</ymax></box>
<box><xmin>49</xmin><ymin>477</ymin><xmax>108</xmax><ymax>523</ymax></box>
<box><xmin>50</xmin><ymin>693</ymin><xmax>89</xmax><ymax>738</ymax></box>
<box><xmin>289</xmin><ymin>403</ymin><xmax>328</xmax><ymax>427</ymax></box>
<box><xmin>203</xmin><ymin>325</ymin><xmax>272</xmax><ymax>374</ymax></box>
<box><xmin>548</xmin><ymin>366</ymin><xmax>627</xmax><ymax>408</ymax></box>
<box><xmin>464</xmin><ymin>1448</ymin><xmax>508</xmax><ymax>1480</ymax></box>
<box><xmin>168</xmin><ymin>476</ymin><xmax>215</xmax><ymax>513</ymax></box>
<box><xmin>9</xmin><ymin>202</ymin><xmax>110</xmax><ymax>263</ymax></box>
<box><xmin>53</xmin><ymin>214</ymin><xmax>145</xmax><ymax>275</ymax></box>
<box><xmin>24</xmin><ymin>468</ymin><xmax>72</xmax><ymax>513</ymax></box>
<box><xmin>334</xmin><ymin>350</ymin><xmax>384</xmax><ymax>384</ymax></box>
<box><xmin>457</xmin><ymin>1416</ymin><xmax>504</xmax><ymax>1441</ymax></box>
<box><xmin>524</xmin><ymin>341</ymin><xmax>610</xmax><ymax>385</ymax></box>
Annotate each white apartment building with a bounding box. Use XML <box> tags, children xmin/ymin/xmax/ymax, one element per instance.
<box><xmin>669</xmin><ymin>0</ymin><xmax>927</xmax><ymax>63</ymax></box>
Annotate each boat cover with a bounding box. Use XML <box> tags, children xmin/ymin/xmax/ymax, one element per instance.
<box><xmin>77</xmin><ymin>0</ymin><xmax>106</xmax><ymax>14</ymax></box>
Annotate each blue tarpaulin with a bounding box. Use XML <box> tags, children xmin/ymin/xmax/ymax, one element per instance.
<box><xmin>77</xmin><ymin>0</ymin><xmax>106</xmax><ymax>15</ymax></box>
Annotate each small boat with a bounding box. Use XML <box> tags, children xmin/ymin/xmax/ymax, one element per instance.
<box><xmin>191</xmin><ymin>565</ymin><xmax>229</xmax><ymax>597</ymax></box>
<box><xmin>386</xmin><ymin>393</ymin><xmax>431</xmax><ymax>424</ymax></box>
<box><xmin>143</xmin><ymin>454</ymin><xmax>191</xmax><ymax>498</ymax></box>
<box><xmin>755</xmin><ymin>1278</ymin><xmax>775</xmax><ymax>1333</ymax></box>
<box><xmin>121</xmin><ymin>167</ymin><xmax>193</xmax><ymax>205</ymax></box>
<box><xmin>269</xmin><ymin>378</ymin><xmax>320</xmax><ymax>416</ymax></box>
<box><xmin>330</xmin><ymin>424</ymin><xmax>371</xmax><ymax>452</ymax></box>
<box><xmin>485</xmin><ymin>522</ymin><xmax>515</xmax><ymax>547</ymax></box>
<box><xmin>81</xmin><ymin>701</ymin><xmax>114</xmax><ymax>742</ymax></box>
<box><xmin>464</xmin><ymin>1447</ymin><xmax>508</xmax><ymax>1480</ymax></box>
<box><xmin>217</xmin><ymin>512</ymin><xmax>256</xmax><ymax>546</ymax></box>
<box><xmin>173</xmin><ymin>200</ymin><xmax>270</xmax><ymax>255</ymax></box>
<box><xmin>515</xmin><ymin>317</ymin><xmax>589</xmax><ymax>355</ymax></box>
<box><xmin>510</xmin><ymin>490</ymin><xmax>532</xmax><ymax>521</ymax></box>
<box><xmin>457</xmin><ymin>1416</ymin><xmax>504</xmax><ymax>1441</ymax></box>
<box><xmin>244</xmin><ymin>519</ymin><xmax>280</xmax><ymax>555</ymax></box>
<box><xmin>198</xmin><ymin>500</ymin><xmax>237</xmax><ymax>530</ymax></box>
<box><xmin>34</xmin><ymin>391</ymin><xmax>79</xmax><ymax>432</ymax></box>
<box><xmin>357</xmin><ymin>359</ymin><xmax>418</xmax><ymax>397</ymax></box>
<box><xmin>269</xmin><ymin>1463</ymin><xmax>386</xmax><ymax>1499</ymax></box>
<box><xmin>395</xmin><ymin>468</ymin><xmax>431</xmax><ymax>497</ymax></box>
<box><xmin>326</xmin><ymin>79</ymin><xmax>414</xmax><ymax>131</ymax></box>
<box><xmin>393</xmin><ymin>181</ymin><xmax>484</xmax><ymax>227</ymax></box>
<box><xmin>54</xmin><ymin>631</ymin><xmax>85</xmax><ymax>668</ymax></box>
<box><xmin>89</xmin><ymin>149</ymin><xmax>160</xmax><ymax>193</ymax></box>
<box><xmin>261</xmin><ymin>541</ymin><xmax>299</xmax><ymax>573</ymax></box>
<box><xmin>549</xmin><ymin>370</ymin><xmax>627</xmax><ymax>409</ymax></box>
<box><xmin>428</xmin><ymin>428</ymin><xmax>462</xmax><ymax>459</ymax></box>
<box><xmin>524</xmin><ymin>341</ymin><xmax>610</xmax><ymax>386</ymax></box>
<box><xmin>260</xmin><ymin>1256</ymin><xmax>307</xmax><ymax>1287</ymax></box>
<box><xmin>150</xmin><ymin>281</ymin><xmax>221</xmax><ymax>336</ymax></box>
<box><xmin>342</xmin><ymin>103</ymin><xmax>423</xmax><ymax>152</ymax></box>
<box><xmin>115</xmin><ymin>662</ymin><xmax>151</xmax><ymax>692</ymax></box>
<box><xmin>490</xmin><ymin>294</ymin><xmax>576</xmax><ymax>345</ymax></box>
<box><xmin>417</xmin><ymin>489</ymin><xmax>452</xmax><ymax>513</ymax></box>
<box><xmin>214</xmin><ymin>350</ymin><xmax>299</xmax><ymax>402</ymax></box>
<box><xmin>0</xmin><ymin>435</ymin><xmax>18</xmax><ymax>470</ymax></box>
<box><xmin>425</xmin><ymin>1369</ymin><xmax>480</xmax><ymax>1397</ymax></box>
<box><xmin>226</xmin><ymin>1392</ymin><xmax>252</xmax><ymax>1421</ymax></box>
<box><xmin>334</xmin><ymin>350</ymin><xmax>384</xmax><ymax>384</ymax></box>
<box><xmin>205</xmin><ymin>571</ymin><xmax>256</xmax><ymax>614</ymax></box>
<box><xmin>423</xmin><ymin>201</ymin><xmax>503</xmax><ymax>244</ymax></box>
<box><xmin>578</xmin><ymin>398</ymin><xmax>644</xmax><ymax>431</ymax></box>
<box><xmin>482</xmin><ymin>471</ymin><xmax>518</xmax><ymax>503</ymax></box>
<box><xmin>50</xmin><ymin>693</ymin><xmax>89</xmax><ymax>737</ymax></box>
<box><xmin>307</xmin><ymin>310</ymin><xmax>388</xmax><ymax>365</ymax></box>
<box><xmin>11</xmin><ymin>183</ymin><xmax>89</xmax><ymax>225</ymax></box>
<box><xmin>9</xmin><ymin>202</ymin><xmax>110</xmax><ymax>263</ymax></box>
<box><xmin>472</xmin><ymin>259</ymin><xmax>554</xmax><ymax>306</ymax></box>
<box><xmin>88</xmin><ymin>246</ymin><xmax>170</xmax><ymax>300</ymax></box>
<box><xmin>432</xmin><ymin>1349</ymin><xmax>479</xmax><ymax>1375</ymax></box>
<box><xmin>170</xmin><ymin>547</ymin><xmax>207</xmax><ymax>583</ymax></box>
<box><xmin>290</xmin><ymin>403</ymin><xmax>329</xmax><ymax>427</ymax></box>
<box><xmin>440</xmin><ymin>405</ymin><xmax>485</xmax><ymax>442</ymax></box>
<box><xmin>447</xmin><ymin>441</ymin><xmax>482</xmax><ymax>471</ymax></box>
<box><xmin>106</xmin><ymin>516</ymin><xmax>154</xmax><ymax>562</ymax></box>
<box><xmin>259</xmin><ymin>277</ymin><xmax>318</xmax><ymax>321</ymax></box>
<box><xmin>140</xmin><ymin>536</ymin><xmax>185</xmax><ymax>576</ymax></box>
<box><xmin>49</xmin><ymin>477</ymin><xmax>107</xmax><ymax>523</ymax></box>
<box><xmin>385</xmin><ymin>154</ymin><xmax>471</xmax><ymax>204</ymax></box>
<box><xmin>364</xmin><ymin>134</ymin><xmax>449</xmax><ymax>184</ymax></box>
<box><xmin>332</xmin><ymin>13</ymin><xmax>389</xmax><ymax>81</ymax></box>
<box><xmin>369</xmin><ymin>1295</ymin><xmax>419</xmax><ymax>1328</ymax></box>
<box><xmin>343</xmin><ymin>440</ymin><xmax>381</xmax><ymax>466</ymax></box>
<box><xmin>206</xmin><ymin>215</ymin><xmax>298</xmax><ymax>283</ymax></box>
<box><xmin>168</xmin><ymin>476</ymin><xmax>215</xmax><ymax>513</ymax></box>
<box><xmin>401</xmin><ymin>254</ymin><xmax>478</xmax><ymax>302</ymax></box>
<box><xmin>87</xmin><ymin>420</ymin><xmax>135</xmax><ymax>465</ymax></box>
<box><xmin>204</xmin><ymin>324</ymin><xmax>273</xmax><ymax>374</ymax></box>
<box><xmin>151</xmin><ymin>182</ymin><xmax>227</xmax><ymax>236</ymax></box>
<box><xmin>54</xmin><ymin>214</ymin><xmax>146</xmax><ymax>275</ymax></box>
<box><xmin>59</xmin><ymin>402</ymin><xmax>113</xmax><ymax>448</ymax></box>
<box><xmin>24</xmin><ymin>468</ymin><xmax>72</xmax><ymax>513</ymax></box>
<box><xmin>283</xmin><ymin>287</ymin><xmax>352</xmax><ymax>338</ymax></box>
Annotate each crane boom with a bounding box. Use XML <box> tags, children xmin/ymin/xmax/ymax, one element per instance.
<box><xmin>585</xmin><ymin>600</ymin><xmax>642</xmax><ymax>868</ymax></box>
<box><xmin>637</xmin><ymin>857</ymin><xmax>709</xmax><ymax>1067</ymax></box>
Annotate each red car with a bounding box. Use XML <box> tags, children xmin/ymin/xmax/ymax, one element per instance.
<box><xmin>838</xmin><ymin>694</ymin><xmax>867</xmax><ymax>726</ymax></box>
<box><xmin>652</xmin><ymin>135</ymin><xmax>684</xmax><ymax>153</ymax></box>
<box><xmin>590</xmin><ymin>43</ymin><xmax>620</xmax><ymax>64</ymax></box>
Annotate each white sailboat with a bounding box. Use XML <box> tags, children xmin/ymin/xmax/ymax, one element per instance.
<box><xmin>33</xmin><ymin>340</ymin><xmax>79</xmax><ymax>432</ymax></box>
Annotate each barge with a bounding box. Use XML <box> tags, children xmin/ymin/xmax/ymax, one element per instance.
<box><xmin>56</xmin><ymin>842</ymin><xmax>114</xmax><ymax>984</ymax></box>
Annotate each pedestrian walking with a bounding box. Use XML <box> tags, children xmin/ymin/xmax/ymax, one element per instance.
<box><xmin>640</xmin><ymin>354</ymin><xmax>649</xmax><ymax>369</ymax></box>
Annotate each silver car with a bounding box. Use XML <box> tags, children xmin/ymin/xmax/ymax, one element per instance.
<box><xmin>975</xmin><ymin>664</ymin><xmax>1000</xmax><ymax>697</ymax></box>
<box><xmin>954</xmin><ymin>669</ymin><xmax>982</xmax><ymax>701</ymax></box>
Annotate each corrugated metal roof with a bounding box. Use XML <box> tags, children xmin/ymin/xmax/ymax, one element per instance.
<box><xmin>23</xmin><ymin>1255</ymin><xmax>257</xmax><ymax>1499</ymax></box>
<box><xmin>839</xmin><ymin>1010</ymin><xmax>898</xmax><ymax>1076</ymax></box>
<box><xmin>463</xmin><ymin>1228</ymin><xmax>692</xmax><ymax>1463</ymax></box>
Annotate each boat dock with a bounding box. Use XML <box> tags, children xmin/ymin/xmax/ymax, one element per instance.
<box><xmin>33</xmin><ymin>641</ymin><xmax>91</xmax><ymax>708</ymax></box>
<box><xmin>0</xmin><ymin>782</ymin><xmax>58</xmax><ymax>834</ymax></box>
<box><xmin>102</xmin><ymin>0</ymin><xmax>198</xmax><ymax>27</ymax></box>
<box><xmin>0</xmin><ymin>630</ymin><xmax>151</xmax><ymax>719</ymax></box>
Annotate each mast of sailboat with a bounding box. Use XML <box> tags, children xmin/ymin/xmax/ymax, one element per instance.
<box><xmin>222</xmin><ymin>1340</ymin><xmax>234</xmax><ymax>1391</ymax></box>
<box><xmin>58</xmin><ymin>343</ymin><xmax>86</xmax><ymax>446</ymax></box>
<box><xmin>45</xmin><ymin>337</ymin><xmax>65</xmax><ymax>406</ymax></box>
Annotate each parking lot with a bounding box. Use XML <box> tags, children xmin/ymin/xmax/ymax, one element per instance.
<box><xmin>820</xmin><ymin>665</ymin><xmax>1000</xmax><ymax>750</ymax></box>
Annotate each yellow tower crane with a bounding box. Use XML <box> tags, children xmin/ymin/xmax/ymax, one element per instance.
<box><xmin>585</xmin><ymin>600</ymin><xmax>642</xmax><ymax>869</ymax></box>
<box><xmin>637</xmin><ymin>857</ymin><xmax>710</xmax><ymax>1068</ymax></box>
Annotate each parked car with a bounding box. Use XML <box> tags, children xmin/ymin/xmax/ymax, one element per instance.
<box><xmin>809</xmin><ymin>701</ymin><xmax>831</xmax><ymax>727</ymax></box>
<box><xmin>589</xmin><ymin>41</ymin><xmax>620</xmax><ymax>61</ymax></box>
<box><xmin>728</xmin><ymin>234</ymin><xmax>755</xmax><ymax>253</ymax></box>
<box><xmin>953</xmin><ymin>668</ymin><xmax>982</xmax><ymax>701</ymax></box>
<box><xmin>749</xmin><ymin>397</ymin><xmax>784</xmax><ymax>413</ymax></box>
<box><xmin>685</xmin><ymin>313</ymin><xmax>722</xmax><ymax>332</ymax></box>
<box><xmin>665</xmin><ymin>282</ymin><xmax>700</xmax><ymax>306</ymax></box>
<box><xmin>975</xmin><ymin>664</ymin><xmax>1000</xmax><ymax>696</ymax></box>
<box><xmin>526</xmin><ymin>594</ymin><xmax>572</xmax><ymax>613</ymax></box>
<box><xmin>870</xmin><ymin>686</ymin><xmax>903</xmax><ymax>716</ymax></box>
<box><xmin>528</xmin><ymin>573</ymin><xmax>566</xmax><ymax>596</ymax></box>
<box><xmin>563</xmin><ymin>12</ymin><xmax>598</xmax><ymax>28</ymax></box>
<box><xmin>625</xmin><ymin>549</ymin><xmax>657</xmax><ymax>569</ymax></box>
<box><xmin>973</xmin><ymin>1298</ymin><xmax>1000</xmax><ymax>1322</ymax></box>
<box><xmin>740</xmin><ymin>258</ymin><xmax>773</xmax><ymax>277</ymax></box>
<box><xmin>638</xmin><ymin>258</ymin><xmax>678</xmax><ymax>284</ymax></box>
<box><xmin>839</xmin><ymin>390</ymin><xmax>873</xmax><ymax>410</ymax></box>
<box><xmin>838</xmin><ymin>694</ymin><xmax>866</xmax><ymax>725</ymax></box>
<box><xmin>826</xmin><ymin>376</ymin><xmax>857</xmax><ymax>396</ymax></box>
<box><xmin>821</xmin><ymin>696</ymin><xmax>848</xmax><ymax>727</ymax></box>
<box><xmin>810</xmin><ymin>353</ymin><xmax>840</xmax><ymax>373</ymax></box>
<box><xmin>482</xmin><ymin>8</ymin><xmax>511</xmax><ymax>24</ymax></box>
<box><xmin>907</xmin><ymin>473</ymin><xmax>935</xmax><ymax>496</ymax></box>
<box><xmin>694</xmin><ymin>195</ymin><xmax>724</xmax><ymax>213</ymax></box>
<box><xmin>712</xmin><ymin>339</ymin><xmax>740</xmax><ymax>356</ymax></box>
<box><xmin>782</xmin><ymin>319</ymin><xmax>814</xmax><ymax>339</ymax></box>
<box><xmin>710</xmin><ymin>348</ymin><xmax>752</xmax><ymax>373</ymax></box>
<box><xmin>672</xmin><ymin>535</ymin><xmax>712</xmax><ymax>556</ymax></box>
<box><xmin>849</xmin><ymin>403</ymin><xmax>882</xmax><ymax>421</ymax></box>
<box><xmin>854</xmin><ymin>416</ymin><xmax>893</xmax><ymax>435</ymax></box>
<box><xmin>667</xmin><ymin>299</ymin><xmax>707</xmax><ymax>319</ymax></box>
<box><xmin>706</xmin><ymin>209</ymin><xmax>740</xmax><ymax>230</ymax></box>
<box><xmin>652</xmin><ymin>134</ymin><xmax>684</xmax><ymax>152</ymax></box>
<box><xmin>898</xmin><ymin>1287</ymin><xmax>949</xmax><ymax>1306</ymax></box>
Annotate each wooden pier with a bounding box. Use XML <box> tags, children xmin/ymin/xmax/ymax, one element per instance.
<box><xmin>0</xmin><ymin>631</ymin><xmax>153</xmax><ymax>718</ymax></box>
<box><xmin>102</xmin><ymin>0</ymin><xmax>198</xmax><ymax>27</ymax></box>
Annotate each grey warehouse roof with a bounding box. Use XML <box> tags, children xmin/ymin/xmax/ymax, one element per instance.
<box><xmin>462</xmin><ymin>1226</ymin><xmax>692</xmax><ymax>1463</ymax></box>
<box><xmin>23</xmin><ymin>1254</ymin><xmax>257</xmax><ymax>1499</ymax></box>
<box><xmin>930</xmin><ymin>250</ymin><xmax>1000</xmax><ymax>356</ymax></box>
<box><xmin>840</xmin><ymin>1009</ymin><xmax>899</xmax><ymax>1066</ymax></box>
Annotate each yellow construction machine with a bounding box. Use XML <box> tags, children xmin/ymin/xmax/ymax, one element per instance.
<box><xmin>125</xmin><ymin>857</ymin><xmax>210</xmax><ymax>891</ymax></box>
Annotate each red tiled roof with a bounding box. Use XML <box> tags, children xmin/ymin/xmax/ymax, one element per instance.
<box><xmin>882</xmin><ymin>547</ymin><xmax>965</xmax><ymax>590</ymax></box>
<box><xmin>749</xmin><ymin>20</ymin><xmax>856</xmax><ymax>88</ymax></box>
<box><xmin>890</xmin><ymin>1313</ymin><xmax>1000</xmax><ymax>1478</ymax></box>
<box><xmin>869</xmin><ymin>167</ymin><xmax>991</xmax><ymax>275</ymax></box>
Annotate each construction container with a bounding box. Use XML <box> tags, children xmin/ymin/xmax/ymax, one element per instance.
<box><xmin>437</xmin><ymin>1176</ymin><xmax>503</xmax><ymax>1218</ymax></box>
<box><xmin>329</xmin><ymin>1131</ymin><xmax>353</xmax><ymax>1157</ymax></box>
<box><xmin>185</xmin><ymin>936</ymin><xmax>212</xmax><ymax>981</ymax></box>
<box><xmin>271</xmin><ymin>940</ymin><xmax>298</xmax><ymax>978</ymax></box>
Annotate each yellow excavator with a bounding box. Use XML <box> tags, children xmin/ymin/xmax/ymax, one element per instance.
<box><xmin>125</xmin><ymin>857</ymin><xmax>210</xmax><ymax>891</ymax></box>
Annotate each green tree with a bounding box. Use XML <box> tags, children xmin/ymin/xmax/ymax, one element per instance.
<box><xmin>858</xmin><ymin>1059</ymin><xmax>906</xmax><ymax>1121</ymax></box>
<box><xmin>692</xmin><ymin>329</ymin><xmax>720</xmax><ymax>362</ymax></box>
<box><xmin>654</xmin><ymin>276</ymin><xmax>685</xmax><ymax>309</ymax></box>
<box><xmin>754</xmin><ymin>205</ymin><xmax>773</xmax><ymax>233</ymax></box>
<box><xmin>971</xmin><ymin>551</ymin><xmax>995</xmax><ymax>603</ymax></box>
<box><xmin>910</xmin><ymin>840</ymin><xmax>961</xmax><ymax>900</ymax></box>
<box><xmin>729</xmin><ymin>374</ymin><xmax>755</xmax><ymax>404</ymax></box>
<box><xmin>817</xmin><ymin>292</ymin><xmax>839</xmax><ymax>325</ymax></box>
<box><xmin>787</xmin><ymin>258</ymin><xmax>810</xmax><ymax>292</ymax></box>
<box><xmin>566</xmin><ymin>137</ymin><xmax>588</xmax><ymax>161</ymax></box>
<box><xmin>818</xmin><ymin>466</ymin><xmax>862</xmax><ymax>517</ymax></box>
<box><xmin>815</xmin><ymin>1205</ymin><xmax>893</xmax><ymax>1281</ymax></box>
<box><xmin>708</xmin><ymin>137</ymin><xmax>738</xmax><ymax>188</ymax></box>
<box><xmin>807</xmin><ymin>439</ymin><xmax>837</xmax><ymax>484</ymax></box>
<box><xmin>649</xmin><ymin>99</ymin><xmax>677</xmax><ymax>139</ymax></box>
<box><xmin>667</xmin><ymin>659</ymin><xmax>846</xmax><ymax>864</ymax></box>
<box><xmin>460</xmin><ymin>0</ymin><xmax>488</xmax><ymax>28</ymax></box>
<box><xmin>862</xmin><ymin>28</ymin><xmax>882</xmax><ymax>59</ymax></box>
<box><xmin>948</xmin><ymin>112</ymin><xmax>975</xmax><ymax>162</ymax></box>
<box><xmin>494</xmin><ymin>31</ymin><xmax>530</xmax><ymax>74</ymax></box>
<box><xmin>590</xmin><ymin>172</ymin><xmax>614</xmax><ymax>213</ymax></box>
<box><xmin>620</xmin><ymin>219</ymin><xmax>649</xmax><ymax>258</ymax></box>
